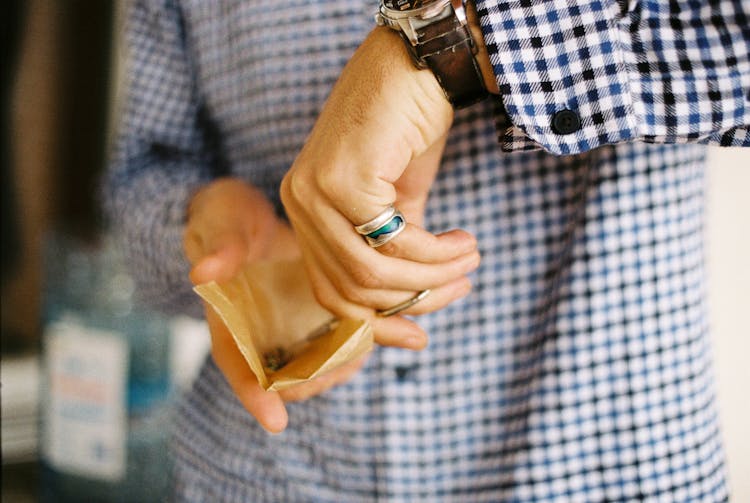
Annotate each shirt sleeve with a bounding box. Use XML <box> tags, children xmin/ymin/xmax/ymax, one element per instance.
<box><xmin>475</xmin><ymin>0</ymin><xmax>750</xmax><ymax>154</ymax></box>
<box><xmin>102</xmin><ymin>0</ymin><xmax>218</xmax><ymax>317</ymax></box>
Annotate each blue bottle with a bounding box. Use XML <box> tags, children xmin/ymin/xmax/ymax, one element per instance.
<box><xmin>40</xmin><ymin>233</ymin><xmax>173</xmax><ymax>502</ymax></box>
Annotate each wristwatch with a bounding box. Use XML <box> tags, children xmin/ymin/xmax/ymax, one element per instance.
<box><xmin>375</xmin><ymin>0</ymin><xmax>488</xmax><ymax>109</ymax></box>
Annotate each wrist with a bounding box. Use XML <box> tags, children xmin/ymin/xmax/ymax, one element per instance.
<box><xmin>375</xmin><ymin>0</ymin><xmax>496</xmax><ymax>107</ymax></box>
<box><xmin>372</xmin><ymin>26</ymin><xmax>451</xmax><ymax>112</ymax></box>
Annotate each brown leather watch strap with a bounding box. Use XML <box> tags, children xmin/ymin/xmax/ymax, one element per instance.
<box><xmin>412</xmin><ymin>12</ymin><xmax>488</xmax><ymax>109</ymax></box>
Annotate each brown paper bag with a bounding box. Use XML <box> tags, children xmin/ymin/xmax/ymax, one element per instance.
<box><xmin>193</xmin><ymin>260</ymin><xmax>373</xmax><ymax>391</ymax></box>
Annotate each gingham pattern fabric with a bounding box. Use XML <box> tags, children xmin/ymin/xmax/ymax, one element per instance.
<box><xmin>104</xmin><ymin>0</ymin><xmax>749</xmax><ymax>501</ymax></box>
<box><xmin>476</xmin><ymin>0</ymin><xmax>750</xmax><ymax>154</ymax></box>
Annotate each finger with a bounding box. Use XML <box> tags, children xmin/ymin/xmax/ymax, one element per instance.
<box><xmin>296</xmin><ymin>232</ymin><xmax>471</xmax><ymax>314</ymax></box>
<box><xmin>308</xmin><ymin>247</ymin><xmax>473</xmax><ymax>313</ymax></box>
<box><xmin>393</xmin><ymin>133</ymin><xmax>449</xmax><ymax>226</ymax></box>
<box><xmin>282</xmin><ymin>166</ymin><xmax>476</xmax><ymax>272</ymax></box>
<box><xmin>182</xmin><ymin>226</ymin><xmax>205</xmax><ymax>266</ymax></box>
<box><xmin>295</xmin><ymin>210</ymin><xmax>480</xmax><ymax>291</ymax></box>
<box><xmin>205</xmin><ymin>307</ymin><xmax>289</xmax><ymax>433</ymax></box>
<box><xmin>375</xmin><ymin>226</ymin><xmax>477</xmax><ymax>263</ymax></box>
<box><xmin>189</xmin><ymin>233</ymin><xmax>249</xmax><ymax>285</ymax></box>
<box><xmin>295</xmin><ymin>223</ymin><xmax>478</xmax><ymax>313</ymax></box>
<box><xmin>371</xmin><ymin>315</ymin><xmax>430</xmax><ymax>349</ymax></box>
<box><xmin>354</xmin><ymin>247</ymin><xmax>480</xmax><ymax>292</ymax></box>
<box><xmin>300</xmin><ymin>258</ymin><xmax>429</xmax><ymax>349</ymax></box>
<box><xmin>278</xmin><ymin>355</ymin><xmax>368</xmax><ymax>402</ymax></box>
<box><xmin>377</xmin><ymin>276</ymin><xmax>473</xmax><ymax>316</ymax></box>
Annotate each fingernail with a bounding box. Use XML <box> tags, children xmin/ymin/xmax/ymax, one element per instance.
<box><xmin>458</xmin><ymin>278</ymin><xmax>473</xmax><ymax>297</ymax></box>
<box><xmin>461</xmin><ymin>251</ymin><xmax>481</xmax><ymax>271</ymax></box>
<box><xmin>407</xmin><ymin>334</ymin><xmax>428</xmax><ymax>350</ymax></box>
<box><xmin>462</xmin><ymin>235</ymin><xmax>478</xmax><ymax>253</ymax></box>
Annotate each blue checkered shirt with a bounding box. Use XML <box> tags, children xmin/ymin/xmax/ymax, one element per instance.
<box><xmin>105</xmin><ymin>0</ymin><xmax>749</xmax><ymax>501</ymax></box>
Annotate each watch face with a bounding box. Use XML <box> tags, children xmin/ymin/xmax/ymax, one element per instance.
<box><xmin>383</xmin><ymin>0</ymin><xmax>423</xmax><ymax>11</ymax></box>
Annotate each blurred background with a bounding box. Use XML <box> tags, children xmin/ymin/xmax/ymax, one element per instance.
<box><xmin>1</xmin><ymin>1</ymin><xmax>748</xmax><ymax>501</ymax></box>
<box><xmin>2</xmin><ymin>2</ymin><xmax>211</xmax><ymax>501</ymax></box>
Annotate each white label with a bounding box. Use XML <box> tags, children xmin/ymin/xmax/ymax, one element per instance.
<box><xmin>42</xmin><ymin>315</ymin><xmax>128</xmax><ymax>481</ymax></box>
<box><xmin>170</xmin><ymin>315</ymin><xmax>211</xmax><ymax>390</ymax></box>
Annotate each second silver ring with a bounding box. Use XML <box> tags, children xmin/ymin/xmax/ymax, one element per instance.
<box><xmin>376</xmin><ymin>289</ymin><xmax>431</xmax><ymax>317</ymax></box>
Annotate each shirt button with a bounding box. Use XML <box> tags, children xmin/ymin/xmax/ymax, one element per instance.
<box><xmin>551</xmin><ymin>109</ymin><xmax>581</xmax><ymax>135</ymax></box>
<box><xmin>394</xmin><ymin>365</ymin><xmax>418</xmax><ymax>381</ymax></box>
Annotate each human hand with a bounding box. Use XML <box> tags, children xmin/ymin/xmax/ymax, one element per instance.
<box><xmin>184</xmin><ymin>178</ymin><xmax>367</xmax><ymax>433</ymax></box>
<box><xmin>281</xmin><ymin>27</ymin><xmax>481</xmax><ymax>348</ymax></box>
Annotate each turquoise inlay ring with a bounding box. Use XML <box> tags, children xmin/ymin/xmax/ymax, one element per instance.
<box><xmin>354</xmin><ymin>206</ymin><xmax>406</xmax><ymax>248</ymax></box>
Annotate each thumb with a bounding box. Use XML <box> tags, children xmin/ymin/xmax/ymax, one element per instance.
<box><xmin>205</xmin><ymin>306</ymin><xmax>289</xmax><ymax>433</ymax></box>
<box><xmin>394</xmin><ymin>134</ymin><xmax>447</xmax><ymax>227</ymax></box>
<box><xmin>189</xmin><ymin>233</ymin><xmax>249</xmax><ymax>285</ymax></box>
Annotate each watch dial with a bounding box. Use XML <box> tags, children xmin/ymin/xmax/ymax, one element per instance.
<box><xmin>383</xmin><ymin>0</ymin><xmax>423</xmax><ymax>10</ymax></box>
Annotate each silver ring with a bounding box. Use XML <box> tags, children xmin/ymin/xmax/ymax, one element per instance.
<box><xmin>376</xmin><ymin>289</ymin><xmax>431</xmax><ymax>317</ymax></box>
<box><xmin>354</xmin><ymin>206</ymin><xmax>406</xmax><ymax>248</ymax></box>
<box><xmin>354</xmin><ymin>206</ymin><xmax>397</xmax><ymax>235</ymax></box>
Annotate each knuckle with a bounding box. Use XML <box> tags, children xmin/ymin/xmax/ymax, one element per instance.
<box><xmin>182</xmin><ymin>232</ymin><xmax>200</xmax><ymax>264</ymax></box>
<box><xmin>375</xmin><ymin>240</ymin><xmax>400</xmax><ymax>258</ymax></box>
<box><xmin>349</xmin><ymin>262</ymin><xmax>383</xmax><ymax>289</ymax></box>
<box><xmin>280</xmin><ymin>167</ymin><xmax>310</xmax><ymax>208</ymax></box>
<box><xmin>343</xmin><ymin>282</ymin><xmax>371</xmax><ymax>307</ymax></box>
<box><xmin>279</xmin><ymin>171</ymin><xmax>293</xmax><ymax>205</ymax></box>
<box><xmin>314</xmin><ymin>166</ymin><xmax>343</xmax><ymax>202</ymax></box>
<box><xmin>309</xmin><ymin>280</ymin><xmax>337</xmax><ymax>311</ymax></box>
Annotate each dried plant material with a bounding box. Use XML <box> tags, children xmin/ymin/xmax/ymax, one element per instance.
<box><xmin>263</xmin><ymin>347</ymin><xmax>291</xmax><ymax>372</ymax></box>
<box><xmin>193</xmin><ymin>260</ymin><xmax>373</xmax><ymax>391</ymax></box>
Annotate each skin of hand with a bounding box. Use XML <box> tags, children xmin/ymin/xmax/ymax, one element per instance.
<box><xmin>181</xmin><ymin>9</ymin><xmax>498</xmax><ymax>432</ymax></box>
<box><xmin>184</xmin><ymin>177</ymin><xmax>368</xmax><ymax>433</ymax></box>
<box><xmin>280</xmin><ymin>25</ymin><xmax>493</xmax><ymax>348</ymax></box>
